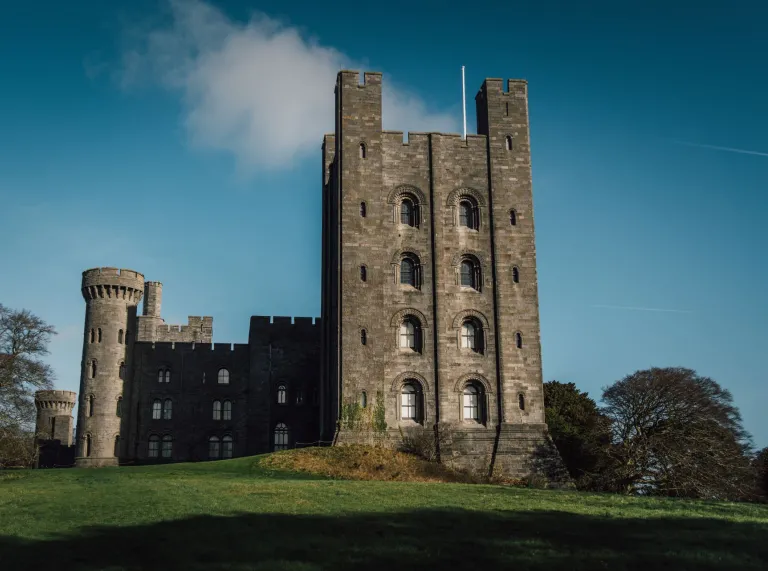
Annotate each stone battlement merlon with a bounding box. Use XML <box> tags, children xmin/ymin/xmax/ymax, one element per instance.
<box><xmin>140</xmin><ymin>341</ymin><xmax>249</xmax><ymax>354</ymax></box>
<box><xmin>35</xmin><ymin>390</ymin><xmax>77</xmax><ymax>404</ymax></box>
<box><xmin>248</xmin><ymin>315</ymin><xmax>322</xmax><ymax>344</ymax></box>
<box><xmin>82</xmin><ymin>267</ymin><xmax>145</xmax><ymax>303</ymax></box>
<box><xmin>337</xmin><ymin>70</ymin><xmax>382</xmax><ymax>88</ymax></box>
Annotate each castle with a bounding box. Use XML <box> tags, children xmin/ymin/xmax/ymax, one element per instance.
<box><xmin>35</xmin><ymin>70</ymin><xmax>565</xmax><ymax>479</ymax></box>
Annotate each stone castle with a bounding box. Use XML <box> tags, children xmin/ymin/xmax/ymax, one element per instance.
<box><xmin>35</xmin><ymin>70</ymin><xmax>565</xmax><ymax>479</ymax></box>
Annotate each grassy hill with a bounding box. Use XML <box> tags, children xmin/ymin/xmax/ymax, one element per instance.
<box><xmin>1</xmin><ymin>446</ymin><xmax>767</xmax><ymax>570</ymax></box>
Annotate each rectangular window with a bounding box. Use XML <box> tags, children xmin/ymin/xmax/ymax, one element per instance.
<box><xmin>223</xmin><ymin>401</ymin><xmax>232</xmax><ymax>420</ymax></box>
<box><xmin>401</xmin><ymin>393</ymin><xmax>416</xmax><ymax>420</ymax></box>
<box><xmin>152</xmin><ymin>401</ymin><xmax>162</xmax><ymax>420</ymax></box>
<box><xmin>149</xmin><ymin>439</ymin><xmax>159</xmax><ymax>458</ymax></box>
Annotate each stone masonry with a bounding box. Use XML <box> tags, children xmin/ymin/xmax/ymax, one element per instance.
<box><xmin>37</xmin><ymin>70</ymin><xmax>566</xmax><ymax>482</ymax></box>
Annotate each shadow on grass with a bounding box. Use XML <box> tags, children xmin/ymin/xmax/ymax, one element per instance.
<box><xmin>1</xmin><ymin>507</ymin><xmax>767</xmax><ymax>571</ymax></box>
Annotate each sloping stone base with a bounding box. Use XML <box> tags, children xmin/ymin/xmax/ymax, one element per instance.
<box><xmin>74</xmin><ymin>456</ymin><xmax>118</xmax><ymax>468</ymax></box>
<box><xmin>334</xmin><ymin>422</ymin><xmax>571</xmax><ymax>487</ymax></box>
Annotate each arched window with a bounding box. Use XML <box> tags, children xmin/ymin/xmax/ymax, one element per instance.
<box><xmin>212</xmin><ymin>400</ymin><xmax>221</xmax><ymax>420</ymax></box>
<box><xmin>217</xmin><ymin>369</ymin><xmax>230</xmax><ymax>385</ymax></box>
<box><xmin>518</xmin><ymin>393</ymin><xmax>526</xmax><ymax>411</ymax></box>
<box><xmin>118</xmin><ymin>329</ymin><xmax>124</xmax><ymax>344</ymax></box>
<box><xmin>460</xmin><ymin>319</ymin><xmax>484</xmax><ymax>354</ymax></box>
<box><xmin>512</xmin><ymin>267</ymin><xmax>520</xmax><ymax>283</ymax></box>
<box><xmin>359</xmin><ymin>142</ymin><xmax>367</xmax><ymax>159</ymax></box>
<box><xmin>463</xmin><ymin>383</ymin><xmax>483</xmax><ymax>423</ymax></box>
<box><xmin>400</xmin><ymin>383</ymin><xmax>421</xmax><ymax>422</ymax></box>
<box><xmin>222</xmin><ymin>435</ymin><xmax>233</xmax><ymax>459</ymax></box>
<box><xmin>152</xmin><ymin>399</ymin><xmax>162</xmax><ymax>420</ymax></box>
<box><xmin>505</xmin><ymin>135</ymin><xmax>513</xmax><ymax>151</ymax></box>
<box><xmin>274</xmin><ymin>423</ymin><xmax>289</xmax><ymax>451</ymax></box>
<box><xmin>399</xmin><ymin>256</ymin><xmax>420</xmax><ymax>288</ymax></box>
<box><xmin>158</xmin><ymin>369</ymin><xmax>170</xmax><ymax>383</ymax></box>
<box><xmin>116</xmin><ymin>397</ymin><xmax>122</xmax><ymax>418</ymax></box>
<box><xmin>459</xmin><ymin>259</ymin><xmax>481</xmax><ymax>291</ymax></box>
<box><xmin>458</xmin><ymin>198</ymin><xmax>478</xmax><ymax>230</ymax></box>
<box><xmin>163</xmin><ymin>399</ymin><xmax>172</xmax><ymax>420</ymax></box>
<box><xmin>90</xmin><ymin>360</ymin><xmax>97</xmax><ymax>379</ymax></box>
<box><xmin>360</xmin><ymin>391</ymin><xmax>368</xmax><ymax>408</ymax></box>
<box><xmin>399</xmin><ymin>317</ymin><xmax>421</xmax><ymax>353</ymax></box>
<box><xmin>515</xmin><ymin>332</ymin><xmax>523</xmax><ymax>349</ymax></box>
<box><xmin>360</xmin><ymin>265</ymin><xmax>367</xmax><ymax>282</ymax></box>
<box><xmin>208</xmin><ymin>436</ymin><xmax>220</xmax><ymax>459</ymax></box>
<box><xmin>400</xmin><ymin>198</ymin><xmax>419</xmax><ymax>227</ymax></box>
<box><xmin>97</xmin><ymin>328</ymin><xmax>102</xmax><ymax>343</ymax></box>
<box><xmin>277</xmin><ymin>384</ymin><xmax>287</xmax><ymax>405</ymax></box>
<box><xmin>360</xmin><ymin>202</ymin><xmax>367</xmax><ymax>217</ymax></box>
<box><xmin>360</xmin><ymin>329</ymin><xmax>367</xmax><ymax>345</ymax></box>
<box><xmin>510</xmin><ymin>209</ymin><xmax>517</xmax><ymax>226</ymax></box>
<box><xmin>223</xmin><ymin>400</ymin><xmax>232</xmax><ymax>420</ymax></box>
<box><xmin>84</xmin><ymin>434</ymin><xmax>91</xmax><ymax>457</ymax></box>
<box><xmin>148</xmin><ymin>435</ymin><xmax>160</xmax><ymax>458</ymax></box>
<box><xmin>114</xmin><ymin>435</ymin><xmax>120</xmax><ymax>457</ymax></box>
<box><xmin>86</xmin><ymin>395</ymin><xmax>94</xmax><ymax>417</ymax></box>
<box><xmin>119</xmin><ymin>361</ymin><xmax>126</xmax><ymax>380</ymax></box>
<box><xmin>89</xmin><ymin>329</ymin><xmax>95</xmax><ymax>344</ymax></box>
<box><xmin>161</xmin><ymin>435</ymin><xmax>172</xmax><ymax>458</ymax></box>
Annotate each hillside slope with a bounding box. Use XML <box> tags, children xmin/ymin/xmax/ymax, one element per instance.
<box><xmin>0</xmin><ymin>447</ymin><xmax>767</xmax><ymax>570</ymax></box>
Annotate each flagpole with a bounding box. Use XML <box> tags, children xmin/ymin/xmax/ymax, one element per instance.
<box><xmin>461</xmin><ymin>66</ymin><xmax>467</xmax><ymax>140</ymax></box>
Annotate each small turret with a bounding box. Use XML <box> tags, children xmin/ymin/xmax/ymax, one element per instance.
<box><xmin>75</xmin><ymin>267</ymin><xmax>144</xmax><ymax>467</ymax></box>
<box><xmin>34</xmin><ymin>390</ymin><xmax>76</xmax><ymax>444</ymax></box>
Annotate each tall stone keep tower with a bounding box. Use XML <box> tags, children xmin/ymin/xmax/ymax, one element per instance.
<box><xmin>34</xmin><ymin>390</ymin><xmax>76</xmax><ymax>444</ymax></box>
<box><xmin>75</xmin><ymin>267</ymin><xmax>144</xmax><ymax>467</ymax></box>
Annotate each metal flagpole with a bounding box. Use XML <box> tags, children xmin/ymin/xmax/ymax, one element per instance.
<box><xmin>462</xmin><ymin>66</ymin><xmax>467</xmax><ymax>139</ymax></box>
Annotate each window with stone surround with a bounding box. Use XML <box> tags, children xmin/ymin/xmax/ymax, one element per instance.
<box><xmin>209</xmin><ymin>436</ymin><xmax>220</xmax><ymax>459</ymax></box>
<box><xmin>398</xmin><ymin>317</ymin><xmax>422</xmax><ymax>353</ymax></box>
<box><xmin>460</xmin><ymin>319</ymin><xmax>484</xmax><ymax>354</ymax></box>
<box><xmin>217</xmin><ymin>369</ymin><xmax>230</xmax><ymax>384</ymax></box>
<box><xmin>148</xmin><ymin>435</ymin><xmax>159</xmax><ymax>458</ymax></box>
<box><xmin>458</xmin><ymin>198</ymin><xmax>479</xmax><ymax>230</ymax></box>
<box><xmin>399</xmin><ymin>255</ymin><xmax>421</xmax><ymax>289</ymax></box>
<box><xmin>277</xmin><ymin>384</ymin><xmax>287</xmax><ymax>405</ymax></box>
<box><xmin>400</xmin><ymin>197</ymin><xmax>419</xmax><ymax>228</ymax></box>
<box><xmin>161</xmin><ymin>435</ymin><xmax>172</xmax><ymax>458</ymax></box>
<box><xmin>400</xmin><ymin>382</ymin><xmax>422</xmax><ymax>423</ymax></box>
<box><xmin>459</xmin><ymin>256</ymin><xmax>482</xmax><ymax>291</ymax></box>
<box><xmin>152</xmin><ymin>399</ymin><xmax>162</xmax><ymax>420</ymax></box>
<box><xmin>274</xmin><ymin>423</ymin><xmax>289</xmax><ymax>451</ymax></box>
<box><xmin>462</xmin><ymin>382</ymin><xmax>484</xmax><ymax>423</ymax></box>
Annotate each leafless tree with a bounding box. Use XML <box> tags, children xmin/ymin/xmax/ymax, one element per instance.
<box><xmin>0</xmin><ymin>304</ymin><xmax>56</xmax><ymax>468</ymax></box>
<box><xmin>600</xmin><ymin>367</ymin><xmax>757</xmax><ymax>500</ymax></box>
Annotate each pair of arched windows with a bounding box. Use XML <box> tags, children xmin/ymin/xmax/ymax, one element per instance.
<box><xmin>89</xmin><ymin>328</ymin><xmax>102</xmax><ymax>344</ymax></box>
<box><xmin>212</xmin><ymin>400</ymin><xmax>232</xmax><ymax>421</ymax></box>
<box><xmin>148</xmin><ymin>435</ymin><xmax>172</xmax><ymax>458</ymax></box>
<box><xmin>208</xmin><ymin>435</ymin><xmax>233</xmax><ymax>459</ymax></box>
<box><xmin>274</xmin><ymin>423</ymin><xmax>289</xmax><ymax>451</ymax></box>
<box><xmin>152</xmin><ymin>399</ymin><xmax>172</xmax><ymax>420</ymax></box>
<box><xmin>158</xmin><ymin>368</ymin><xmax>171</xmax><ymax>383</ymax></box>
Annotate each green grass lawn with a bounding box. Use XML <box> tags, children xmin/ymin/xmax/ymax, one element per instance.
<box><xmin>1</xmin><ymin>454</ymin><xmax>767</xmax><ymax>571</ymax></box>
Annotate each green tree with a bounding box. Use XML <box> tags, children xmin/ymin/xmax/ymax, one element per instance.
<box><xmin>754</xmin><ymin>447</ymin><xmax>768</xmax><ymax>500</ymax></box>
<box><xmin>0</xmin><ymin>304</ymin><xmax>57</xmax><ymax>468</ymax></box>
<box><xmin>543</xmin><ymin>381</ymin><xmax>611</xmax><ymax>489</ymax></box>
<box><xmin>600</xmin><ymin>367</ymin><xmax>756</xmax><ymax>500</ymax></box>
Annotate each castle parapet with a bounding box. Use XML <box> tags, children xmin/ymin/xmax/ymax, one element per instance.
<box><xmin>81</xmin><ymin>267</ymin><xmax>144</xmax><ymax>304</ymax></box>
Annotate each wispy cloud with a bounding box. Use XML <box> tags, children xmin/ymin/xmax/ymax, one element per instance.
<box><xmin>591</xmin><ymin>304</ymin><xmax>695</xmax><ymax>314</ymax></box>
<box><xmin>670</xmin><ymin>140</ymin><xmax>768</xmax><ymax>158</ymax></box>
<box><xmin>115</xmin><ymin>0</ymin><xmax>458</xmax><ymax>172</ymax></box>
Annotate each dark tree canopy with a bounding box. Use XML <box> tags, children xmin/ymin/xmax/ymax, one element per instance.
<box><xmin>755</xmin><ymin>447</ymin><xmax>768</xmax><ymax>499</ymax></box>
<box><xmin>600</xmin><ymin>367</ymin><xmax>756</xmax><ymax>500</ymax></box>
<box><xmin>543</xmin><ymin>381</ymin><xmax>611</xmax><ymax>488</ymax></box>
<box><xmin>0</xmin><ymin>304</ymin><xmax>56</xmax><ymax>467</ymax></box>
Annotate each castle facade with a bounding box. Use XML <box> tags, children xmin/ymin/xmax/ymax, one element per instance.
<box><xmin>35</xmin><ymin>71</ymin><xmax>564</xmax><ymax>478</ymax></box>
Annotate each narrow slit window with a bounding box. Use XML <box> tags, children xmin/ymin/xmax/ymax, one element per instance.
<box><xmin>519</xmin><ymin>393</ymin><xmax>526</xmax><ymax>410</ymax></box>
<box><xmin>515</xmin><ymin>332</ymin><xmax>523</xmax><ymax>349</ymax></box>
<box><xmin>510</xmin><ymin>209</ymin><xmax>517</xmax><ymax>226</ymax></box>
<box><xmin>359</xmin><ymin>142</ymin><xmax>367</xmax><ymax>159</ymax></box>
<box><xmin>505</xmin><ymin>136</ymin><xmax>513</xmax><ymax>151</ymax></box>
<box><xmin>97</xmin><ymin>328</ymin><xmax>102</xmax><ymax>343</ymax></box>
<box><xmin>360</xmin><ymin>202</ymin><xmax>366</xmax><ymax>217</ymax></box>
<box><xmin>360</xmin><ymin>266</ymin><xmax>367</xmax><ymax>282</ymax></box>
<box><xmin>512</xmin><ymin>267</ymin><xmax>520</xmax><ymax>283</ymax></box>
<box><xmin>118</xmin><ymin>329</ymin><xmax>124</xmax><ymax>344</ymax></box>
<box><xmin>361</xmin><ymin>329</ymin><xmax>367</xmax><ymax>346</ymax></box>
<box><xmin>90</xmin><ymin>360</ymin><xmax>97</xmax><ymax>379</ymax></box>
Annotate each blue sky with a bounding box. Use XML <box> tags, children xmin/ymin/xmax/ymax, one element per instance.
<box><xmin>1</xmin><ymin>0</ymin><xmax>766</xmax><ymax>447</ymax></box>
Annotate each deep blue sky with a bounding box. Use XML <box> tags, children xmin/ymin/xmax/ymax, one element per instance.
<box><xmin>1</xmin><ymin>0</ymin><xmax>766</xmax><ymax>447</ymax></box>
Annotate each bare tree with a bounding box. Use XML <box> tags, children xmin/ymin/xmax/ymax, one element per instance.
<box><xmin>600</xmin><ymin>367</ymin><xmax>757</xmax><ymax>500</ymax></box>
<box><xmin>0</xmin><ymin>304</ymin><xmax>56</xmax><ymax>468</ymax></box>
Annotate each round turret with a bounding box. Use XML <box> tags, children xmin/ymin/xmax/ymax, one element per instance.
<box><xmin>34</xmin><ymin>390</ymin><xmax>77</xmax><ymax>444</ymax></box>
<box><xmin>76</xmin><ymin>267</ymin><xmax>144</xmax><ymax>467</ymax></box>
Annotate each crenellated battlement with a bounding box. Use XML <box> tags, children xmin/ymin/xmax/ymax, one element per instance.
<box><xmin>34</xmin><ymin>390</ymin><xmax>77</xmax><ymax>411</ymax></box>
<box><xmin>248</xmin><ymin>315</ymin><xmax>321</xmax><ymax>344</ymax></box>
<box><xmin>337</xmin><ymin>70</ymin><xmax>382</xmax><ymax>89</ymax></box>
<box><xmin>143</xmin><ymin>341</ymin><xmax>249</xmax><ymax>355</ymax></box>
<box><xmin>82</xmin><ymin>267</ymin><xmax>144</xmax><ymax>303</ymax></box>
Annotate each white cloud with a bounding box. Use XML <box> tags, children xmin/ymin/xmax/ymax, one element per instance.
<box><xmin>119</xmin><ymin>0</ymin><xmax>458</xmax><ymax>171</ymax></box>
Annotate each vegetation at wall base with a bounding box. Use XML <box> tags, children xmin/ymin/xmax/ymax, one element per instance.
<box><xmin>1</xmin><ymin>449</ymin><xmax>768</xmax><ymax>571</ymax></box>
